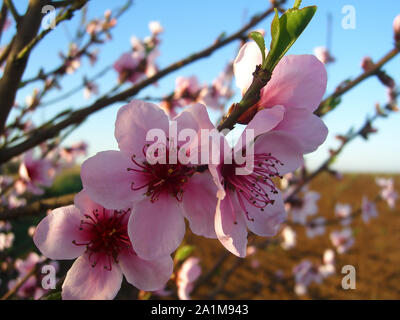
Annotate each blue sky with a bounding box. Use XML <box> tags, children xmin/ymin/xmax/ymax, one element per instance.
<box><xmin>9</xmin><ymin>0</ymin><xmax>400</xmax><ymax>172</ymax></box>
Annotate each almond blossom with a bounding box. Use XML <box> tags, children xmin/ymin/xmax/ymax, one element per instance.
<box><xmin>209</xmin><ymin>110</ymin><xmax>304</xmax><ymax>257</ymax></box>
<box><xmin>376</xmin><ymin>177</ymin><xmax>398</xmax><ymax>209</ymax></box>
<box><xmin>281</xmin><ymin>226</ymin><xmax>296</xmax><ymax>250</ymax></box>
<box><xmin>113</xmin><ymin>52</ymin><xmax>145</xmax><ymax>84</ymax></box>
<box><xmin>173</xmin><ymin>76</ymin><xmax>201</xmax><ymax>107</ymax></box>
<box><xmin>81</xmin><ymin>101</ymin><xmax>218</xmax><ymax>260</ymax></box>
<box><xmin>361</xmin><ymin>196</ymin><xmax>378</xmax><ymax>223</ymax></box>
<box><xmin>293</xmin><ymin>260</ymin><xmax>322</xmax><ymax>296</ymax></box>
<box><xmin>149</xmin><ymin>21</ymin><xmax>164</xmax><ymax>35</ymax></box>
<box><xmin>233</xmin><ymin>41</ymin><xmax>328</xmax><ymax>153</ymax></box>
<box><xmin>318</xmin><ymin>249</ymin><xmax>335</xmax><ymax>278</ymax></box>
<box><xmin>289</xmin><ymin>189</ymin><xmax>320</xmax><ymax>224</ymax></box>
<box><xmin>393</xmin><ymin>14</ymin><xmax>400</xmax><ymax>42</ymax></box>
<box><xmin>8</xmin><ymin>252</ymin><xmax>58</xmax><ymax>300</ymax></box>
<box><xmin>33</xmin><ymin>190</ymin><xmax>173</xmax><ymax>300</ymax></box>
<box><xmin>335</xmin><ymin>203</ymin><xmax>352</xmax><ymax>226</ymax></box>
<box><xmin>313</xmin><ymin>46</ymin><xmax>335</xmax><ymax>65</ymax></box>
<box><xmin>330</xmin><ymin>228</ymin><xmax>355</xmax><ymax>254</ymax></box>
<box><xmin>305</xmin><ymin>217</ymin><xmax>326</xmax><ymax>238</ymax></box>
<box><xmin>16</xmin><ymin>150</ymin><xmax>55</xmax><ymax>195</ymax></box>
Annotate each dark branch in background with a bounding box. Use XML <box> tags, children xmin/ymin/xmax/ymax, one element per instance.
<box><xmin>0</xmin><ymin>2</ymin><xmax>9</xmax><ymax>42</ymax></box>
<box><xmin>316</xmin><ymin>47</ymin><xmax>399</xmax><ymax>116</ymax></box>
<box><xmin>0</xmin><ymin>0</ymin><xmax>48</xmax><ymax>135</ymax></box>
<box><xmin>4</xmin><ymin>0</ymin><xmax>20</xmax><ymax>24</ymax></box>
<box><xmin>0</xmin><ymin>2</ymin><xmax>285</xmax><ymax>164</ymax></box>
<box><xmin>16</xmin><ymin>0</ymin><xmax>89</xmax><ymax>61</ymax></box>
<box><xmin>1</xmin><ymin>258</ymin><xmax>49</xmax><ymax>300</ymax></box>
<box><xmin>0</xmin><ymin>193</ymin><xmax>74</xmax><ymax>220</ymax></box>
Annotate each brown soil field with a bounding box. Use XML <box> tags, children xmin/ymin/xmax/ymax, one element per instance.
<box><xmin>180</xmin><ymin>173</ymin><xmax>400</xmax><ymax>300</ymax></box>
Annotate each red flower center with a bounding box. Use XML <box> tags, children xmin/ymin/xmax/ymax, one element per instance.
<box><xmin>221</xmin><ymin>152</ymin><xmax>283</xmax><ymax>222</ymax></box>
<box><xmin>127</xmin><ymin>145</ymin><xmax>195</xmax><ymax>202</ymax></box>
<box><xmin>73</xmin><ymin>208</ymin><xmax>132</xmax><ymax>271</ymax></box>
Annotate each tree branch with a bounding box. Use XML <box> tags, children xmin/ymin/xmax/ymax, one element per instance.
<box><xmin>316</xmin><ymin>47</ymin><xmax>399</xmax><ymax>116</ymax></box>
<box><xmin>0</xmin><ymin>0</ymin><xmax>50</xmax><ymax>135</ymax></box>
<box><xmin>0</xmin><ymin>193</ymin><xmax>74</xmax><ymax>220</ymax></box>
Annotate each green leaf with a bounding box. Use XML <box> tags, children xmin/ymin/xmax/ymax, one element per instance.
<box><xmin>249</xmin><ymin>31</ymin><xmax>266</xmax><ymax>64</ymax></box>
<box><xmin>264</xmin><ymin>6</ymin><xmax>317</xmax><ymax>72</ymax></box>
<box><xmin>174</xmin><ymin>245</ymin><xmax>195</xmax><ymax>262</ymax></box>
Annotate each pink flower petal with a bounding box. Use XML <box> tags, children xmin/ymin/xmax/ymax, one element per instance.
<box><xmin>260</xmin><ymin>55</ymin><xmax>327</xmax><ymax>112</ymax></box>
<box><xmin>81</xmin><ymin>150</ymin><xmax>143</xmax><ymax>209</ymax></box>
<box><xmin>178</xmin><ymin>103</ymin><xmax>215</xmax><ymax>130</ymax></box>
<box><xmin>238</xmin><ymin>105</ymin><xmax>285</xmax><ymax>149</ymax></box>
<box><xmin>215</xmin><ymin>194</ymin><xmax>248</xmax><ymax>257</ymax></box>
<box><xmin>74</xmin><ymin>189</ymin><xmax>104</xmax><ymax>213</ymax></box>
<box><xmin>234</xmin><ymin>42</ymin><xmax>264</xmax><ymax>94</ymax></box>
<box><xmin>128</xmin><ymin>195</ymin><xmax>185</xmax><ymax>260</ymax></box>
<box><xmin>254</xmin><ymin>131</ymin><xmax>304</xmax><ymax>175</ymax></box>
<box><xmin>245</xmin><ymin>190</ymin><xmax>286</xmax><ymax>236</ymax></box>
<box><xmin>62</xmin><ymin>254</ymin><xmax>123</xmax><ymax>300</ymax></box>
<box><xmin>274</xmin><ymin>108</ymin><xmax>328</xmax><ymax>153</ymax></box>
<box><xmin>115</xmin><ymin>100</ymin><xmax>169</xmax><ymax>158</ymax></box>
<box><xmin>33</xmin><ymin>205</ymin><xmax>87</xmax><ymax>260</ymax></box>
<box><xmin>118</xmin><ymin>249</ymin><xmax>173</xmax><ymax>291</ymax></box>
<box><xmin>182</xmin><ymin>172</ymin><xmax>218</xmax><ymax>238</ymax></box>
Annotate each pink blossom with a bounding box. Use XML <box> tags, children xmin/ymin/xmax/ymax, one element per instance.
<box><xmin>34</xmin><ymin>190</ymin><xmax>173</xmax><ymax>300</ymax></box>
<box><xmin>335</xmin><ymin>203</ymin><xmax>352</xmax><ymax>226</ymax></box>
<box><xmin>233</xmin><ymin>41</ymin><xmax>328</xmax><ymax>153</ymax></box>
<box><xmin>113</xmin><ymin>52</ymin><xmax>144</xmax><ymax>84</ymax></box>
<box><xmin>25</xmin><ymin>88</ymin><xmax>40</xmax><ymax>109</ymax></box>
<box><xmin>246</xmin><ymin>245</ymin><xmax>257</xmax><ymax>256</ymax></box>
<box><xmin>198</xmin><ymin>64</ymin><xmax>234</xmax><ymax>110</ymax></box>
<box><xmin>62</xmin><ymin>43</ymin><xmax>81</xmax><ymax>74</ymax></box>
<box><xmin>173</xmin><ymin>76</ymin><xmax>201</xmax><ymax>106</ymax></box>
<box><xmin>361</xmin><ymin>196</ymin><xmax>378</xmax><ymax>223</ymax></box>
<box><xmin>289</xmin><ymin>189</ymin><xmax>320</xmax><ymax>224</ymax></box>
<box><xmin>83</xmin><ymin>81</ymin><xmax>99</xmax><ymax>99</ymax></box>
<box><xmin>313</xmin><ymin>46</ymin><xmax>335</xmax><ymax>65</ymax></box>
<box><xmin>293</xmin><ymin>260</ymin><xmax>322</xmax><ymax>296</ymax></box>
<box><xmin>281</xmin><ymin>226</ymin><xmax>296</xmax><ymax>250</ymax></box>
<box><xmin>0</xmin><ymin>232</ymin><xmax>14</xmax><ymax>251</ymax></box>
<box><xmin>306</xmin><ymin>217</ymin><xmax>326</xmax><ymax>238</ymax></box>
<box><xmin>60</xmin><ymin>141</ymin><xmax>88</xmax><ymax>164</ymax></box>
<box><xmin>393</xmin><ymin>14</ymin><xmax>400</xmax><ymax>42</ymax></box>
<box><xmin>8</xmin><ymin>252</ymin><xmax>45</xmax><ymax>299</ymax></box>
<box><xmin>330</xmin><ymin>228</ymin><xmax>354</xmax><ymax>254</ymax></box>
<box><xmin>149</xmin><ymin>21</ymin><xmax>164</xmax><ymax>35</ymax></box>
<box><xmin>176</xmin><ymin>257</ymin><xmax>201</xmax><ymax>300</ymax></box>
<box><xmin>17</xmin><ymin>150</ymin><xmax>54</xmax><ymax>195</ymax></box>
<box><xmin>81</xmin><ymin>101</ymin><xmax>218</xmax><ymax>260</ymax></box>
<box><xmin>376</xmin><ymin>177</ymin><xmax>398</xmax><ymax>209</ymax></box>
<box><xmin>361</xmin><ymin>56</ymin><xmax>374</xmax><ymax>72</ymax></box>
<box><xmin>7</xmin><ymin>193</ymin><xmax>27</xmax><ymax>209</ymax></box>
<box><xmin>209</xmin><ymin>111</ymin><xmax>304</xmax><ymax>257</ymax></box>
<box><xmin>318</xmin><ymin>249</ymin><xmax>335</xmax><ymax>278</ymax></box>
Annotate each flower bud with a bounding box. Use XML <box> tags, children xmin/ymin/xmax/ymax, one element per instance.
<box><xmin>393</xmin><ymin>14</ymin><xmax>400</xmax><ymax>42</ymax></box>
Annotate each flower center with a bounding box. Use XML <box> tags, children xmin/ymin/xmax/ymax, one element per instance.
<box><xmin>72</xmin><ymin>208</ymin><xmax>132</xmax><ymax>271</ymax></box>
<box><xmin>221</xmin><ymin>152</ymin><xmax>283</xmax><ymax>222</ymax></box>
<box><xmin>127</xmin><ymin>145</ymin><xmax>195</xmax><ymax>202</ymax></box>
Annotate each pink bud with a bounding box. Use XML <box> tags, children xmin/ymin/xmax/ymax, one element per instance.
<box><xmin>393</xmin><ymin>14</ymin><xmax>400</xmax><ymax>42</ymax></box>
<box><xmin>360</xmin><ymin>56</ymin><xmax>374</xmax><ymax>72</ymax></box>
